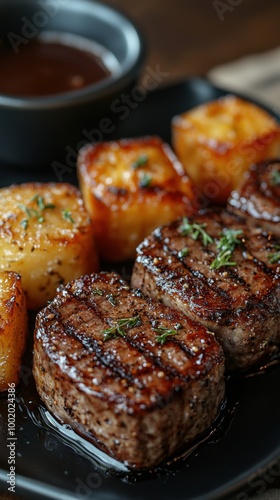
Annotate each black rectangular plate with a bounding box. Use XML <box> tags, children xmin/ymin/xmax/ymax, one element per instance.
<box><xmin>0</xmin><ymin>77</ymin><xmax>280</xmax><ymax>500</ymax></box>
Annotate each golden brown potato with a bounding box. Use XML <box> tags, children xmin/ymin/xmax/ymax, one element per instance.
<box><xmin>77</xmin><ymin>136</ymin><xmax>198</xmax><ymax>261</ymax></box>
<box><xmin>172</xmin><ymin>95</ymin><xmax>280</xmax><ymax>204</ymax></box>
<box><xmin>0</xmin><ymin>182</ymin><xmax>98</xmax><ymax>309</ymax></box>
<box><xmin>0</xmin><ymin>271</ymin><xmax>28</xmax><ymax>391</ymax></box>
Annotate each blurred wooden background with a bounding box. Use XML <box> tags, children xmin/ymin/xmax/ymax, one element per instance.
<box><xmin>104</xmin><ymin>0</ymin><xmax>280</xmax><ymax>84</ymax></box>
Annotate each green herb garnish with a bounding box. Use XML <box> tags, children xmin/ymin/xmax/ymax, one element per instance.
<box><xmin>18</xmin><ymin>204</ymin><xmax>38</xmax><ymax>224</ymax></box>
<box><xmin>107</xmin><ymin>293</ymin><xmax>117</xmax><ymax>306</ymax></box>
<box><xmin>103</xmin><ymin>315</ymin><xmax>141</xmax><ymax>341</ymax></box>
<box><xmin>92</xmin><ymin>288</ymin><xmax>104</xmax><ymax>296</ymax></box>
<box><xmin>139</xmin><ymin>173</ymin><xmax>152</xmax><ymax>188</ymax></box>
<box><xmin>178</xmin><ymin>218</ymin><xmax>213</xmax><ymax>246</ymax></box>
<box><xmin>18</xmin><ymin>195</ymin><xmax>55</xmax><ymax>229</ymax></box>
<box><xmin>131</xmin><ymin>155</ymin><xmax>149</xmax><ymax>170</ymax></box>
<box><xmin>32</xmin><ymin>194</ymin><xmax>55</xmax><ymax>211</ymax></box>
<box><xmin>62</xmin><ymin>209</ymin><xmax>75</xmax><ymax>223</ymax></box>
<box><xmin>271</xmin><ymin>170</ymin><xmax>280</xmax><ymax>186</ymax></box>
<box><xmin>20</xmin><ymin>219</ymin><xmax>29</xmax><ymax>230</ymax></box>
<box><xmin>153</xmin><ymin>323</ymin><xmax>183</xmax><ymax>345</ymax></box>
<box><xmin>178</xmin><ymin>247</ymin><xmax>189</xmax><ymax>258</ymax></box>
<box><xmin>268</xmin><ymin>244</ymin><xmax>280</xmax><ymax>264</ymax></box>
<box><xmin>210</xmin><ymin>229</ymin><xmax>243</xmax><ymax>270</ymax></box>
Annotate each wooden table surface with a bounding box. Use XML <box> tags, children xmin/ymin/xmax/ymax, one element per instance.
<box><xmin>1</xmin><ymin>2</ymin><xmax>280</xmax><ymax>499</ymax></box>
<box><xmin>104</xmin><ymin>0</ymin><xmax>280</xmax><ymax>84</ymax></box>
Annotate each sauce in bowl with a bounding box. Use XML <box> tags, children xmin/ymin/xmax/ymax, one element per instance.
<box><xmin>0</xmin><ymin>32</ymin><xmax>120</xmax><ymax>97</ymax></box>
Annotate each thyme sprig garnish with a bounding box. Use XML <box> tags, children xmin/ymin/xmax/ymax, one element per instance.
<box><xmin>268</xmin><ymin>244</ymin><xmax>280</xmax><ymax>264</ymax></box>
<box><xmin>271</xmin><ymin>170</ymin><xmax>280</xmax><ymax>186</ymax></box>
<box><xmin>62</xmin><ymin>209</ymin><xmax>75</xmax><ymax>223</ymax></box>
<box><xmin>131</xmin><ymin>154</ymin><xmax>149</xmax><ymax>170</ymax></box>
<box><xmin>33</xmin><ymin>194</ymin><xmax>55</xmax><ymax>211</ymax></box>
<box><xmin>107</xmin><ymin>293</ymin><xmax>118</xmax><ymax>306</ymax></box>
<box><xmin>18</xmin><ymin>194</ymin><xmax>55</xmax><ymax>229</ymax></box>
<box><xmin>178</xmin><ymin>247</ymin><xmax>189</xmax><ymax>258</ymax></box>
<box><xmin>178</xmin><ymin>218</ymin><xmax>213</xmax><ymax>246</ymax></box>
<box><xmin>92</xmin><ymin>288</ymin><xmax>104</xmax><ymax>296</ymax></box>
<box><xmin>153</xmin><ymin>323</ymin><xmax>183</xmax><ymax>345</ymax></box>
<box><xmin>103</xmin><ymin>315</ymin><xmax>141</xmax><ymax>341</ymax></box>
<box><xmin>139</xmin><ymin>172</ymin><xmax>152</xmax><ymax>188</ymax></box>
<box><xmin>210</xmin><ymin>229</ymin><xmax>243</xmax><ymax>270</ymax></box>
<box><xmin>19</xmin><ymin>218</ymin><xmax>29</xmax><ymax>231</ymax></box>
<box><xmin>131</xmin><ymin>153</ymin><xmax>152</xmax><ymax>187</ymax></box>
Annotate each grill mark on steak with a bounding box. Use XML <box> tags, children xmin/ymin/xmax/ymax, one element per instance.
<box><xmin>144</xmin><ymin>212</ymin><xmax>279</xmax><ymax>318</ymax></box>
<box><xmin>132</xmin><ymin>209</ymin><xmax>280</xmax><ymax>370</ymax></box>
<box><xmin>54</xmin><ymin>286</ymin><xmax>210</xmax><ymax>386</ymax></box>
<box><xmin>154</xmin><ymin>224</ymin><xmax>249</xmax><ymax>297</ymax></box>
<box><xmin>63</xmin><ymin>322</ymin><xmax>140</xmax><ymax>387</ymax></box>
<box><xmin>39</xmin><ymin>304</ymin><xmax>181</xmax><ymax>411</ymax></box>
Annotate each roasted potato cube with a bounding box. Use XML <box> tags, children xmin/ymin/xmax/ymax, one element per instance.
<box><xmin>0</xmin><ymin>271</ymin><xmax>28</xmax><ymax>391</ymax></box>
<box><xmin>77</xmin><ymin>136</ymin><xmax>198</xmax><ymax>261</ymax></box>
<box><xmin>172</xmin><ymin>95</ymin><xmax>280</xmax><ymax>204</ymax></box>
<box><xmin>0</xmin><ymin>183</ymin><xmax>98</xmax><ymax>309</ymax></box>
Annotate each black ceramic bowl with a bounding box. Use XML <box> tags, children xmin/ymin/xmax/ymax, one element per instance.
<box><xmin>0</xmin><ymin>0</ymin><xmax>145</xmax><ymax>170</ymax></box>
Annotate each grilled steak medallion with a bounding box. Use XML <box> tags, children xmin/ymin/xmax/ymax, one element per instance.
<box><xmin>132</xmin><ymin>210</ymin><xmax>280</xmax><ymax>371</ymax></box>
<box><xmin>33</xmin><ymin>272</ymin><xmax>225</xmax><ymax>469</ymax></box>
<box><xmin>228</xmin><ymin>159</ymin><xmax>280</xmax><ymax>235</ymax></box>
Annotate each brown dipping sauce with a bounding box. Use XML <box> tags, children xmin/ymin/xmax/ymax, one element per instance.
<box><xmin>0</xmin><ymin>32</ymin><xmax>118</xmax><ymax>97</ymax></box>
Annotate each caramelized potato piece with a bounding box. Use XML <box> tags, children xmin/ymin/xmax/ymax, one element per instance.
<box><xmin>78</xmin><ymin>136</ymin><xmax>197</xmax><ymax>261</ymax></box>
<box><xmin>0</xmin><ymin>271</ymin><xmax>28</xmax><ymax>391</ymax></box>
<box><xmin>172</xmin><ymin>95</ymin><xmax>280</xmax><ymax>204</ymax></box>
<box><xmin>0</xmin><ymin>183</ymin><xmax>98</xmax><ymax>309</ymax></box>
